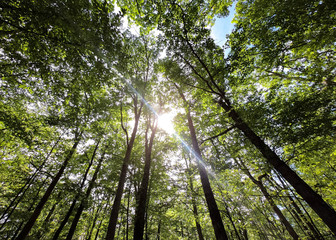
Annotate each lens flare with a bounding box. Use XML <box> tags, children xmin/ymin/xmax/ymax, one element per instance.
<box><xmin>158</xmin><ymin>112</ymin><xmax>175</xmax><ymax>135</ymax></box>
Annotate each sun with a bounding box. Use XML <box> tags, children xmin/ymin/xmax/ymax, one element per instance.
<box><xmin>157</xmin><ymin>112</ymin><xmax>176</xmax><ymax>135</ymax></box>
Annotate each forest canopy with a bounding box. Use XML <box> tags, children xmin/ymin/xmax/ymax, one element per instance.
<box><xmin>0</xmin><ymin>0</ymin><xmax>335</xmax><ymax>239</ymax></box>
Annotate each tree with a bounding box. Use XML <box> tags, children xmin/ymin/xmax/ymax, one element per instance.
<box><xmin>133</xmin><ymin>112</ymin><xmax>158</xmax><ymax>239</ymax></box>
<box><xmin>176</xmin><ymin>84</ymin><xmax>229</xmax><ymax>240</ymax></box>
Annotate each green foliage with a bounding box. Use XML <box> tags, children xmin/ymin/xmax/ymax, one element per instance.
<box><xmin>1</xmin><ymin>0</ymin><xmax>336</xmax><ymax>239</ymax></box>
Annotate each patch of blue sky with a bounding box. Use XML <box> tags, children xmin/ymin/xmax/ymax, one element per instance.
<box><xmin>210</xmin><ymin>3</ymin><xmax>236</xmax><ymax>49</ymax></box>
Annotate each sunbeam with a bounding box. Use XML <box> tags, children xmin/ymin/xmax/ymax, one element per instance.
<box><xmin>158</xmin><ymin>112</ymin><xmax>175</xmax><ymax>135</ymax></box>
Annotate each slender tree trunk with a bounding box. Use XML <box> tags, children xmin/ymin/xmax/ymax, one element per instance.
<box><xmin>218</xmin><ymin>100</ymin><xmax>336</xmax><ymax>233</ymax></box>
<box><xmin>242</xmin><ymin>229</ymin><xmax>248</xmax><ymax>240</ymax></box>
<box><xmin>36</xmin><ymin>198</ymin><xmax>60</xmax><ymax>239</ymax></box>
<box><xmin>65</xmin><ymin>145</ymin><xmax>106</xmax><ymax>240</ymax></box>
<box><xmin>11</xmin><ymin>176</ymin><xmax>50</xmax><ymax>239</ymax></box>
<box><xmin>252</xmin><ymin>220</ymin><xmax>268</xmax><ymax>240</ymax></box>
<box><xmin>86</xmin><ymin>204</ymin><xmax>103</xmax><ymax>240</ymax></box>
<box><xmin>223</xmin><ymin>205</ymin><xmax>242</xmax><ymax>240</ymax></box>
<box><xmin>52</xmin><ymin>140</ymin><xmax>100</xmax><ymax>240</ymax></box>
<box><xmin>184</xmin><ymin>156</ymin><xmax>205</xmax><ymax>240</ymax></box>
<box><xmin>290</xmin><ymin>197</ymin><xmax>323</xmax><ymax>239</ymax></box>
<box><xmin>90</xmin><ymin>199</ymin><xmax>110</xmax><ymax>240</ymax></box>
<box><xmin>268</xmin><ymin>179</ymin><xmax>312</xmax><ymax>238</ymax></box>
<box><xmin>191</xmin><ymin>194</ymin><xmax>205</xmax><ymax>240</ymax></box>
<box><xmin>236</xmin><ymin>160</ymin><xmax>299</xmax><ymax>239</ymax></box>
<box><xmin>94</xmin><ymin>219</ymin><xmax>103</xmax><ymax>240</ymax></box>
<box><xmin>269</xmin><ymin>174</ymin><xmax>324</xmax><ymax>239</ymax></box>
<box><xmin>53</xmin><ymin>198</ymin><xmax>77</xmax><ymax>240</ymax></box>
<box><xmin>176</xmin><ymin>86</ymin><xmax>228</xmax><ymax>240</ymax></box>
<box><xmin>144</xmin><ymin>188</ymin><xmax>151</xmax><ymax>240</ymax></box>
<box><xmin>181</xmin><ymin>221</ymin><xmax>184</xmax><ymax>237</ymax></box>
<box><xmin>105</xmin><ymin>101</ymin><xmax>142</xmax><ymax>240</ymax></box>
<box><xmin>44</xmin><ymin>201</ymin><xmax>57</xmax><ymax>224</ymax></box>
<box><xmin>133</xmin><ymin>119</ymin><xmax>157</xmax><ymax>240</ymax></box>
<box><xmin>126</xmin><ymin>184</ymin><xmax>131</xmax><ymax>240</ymax></box>
<box><xmin>249</xmin><ymin>196</ymin><xmax>284</xmax><ymax>240</ymax></box>
<box><xmin>0</xmin><ymin>137</ymin><xmax>61</xmax><ymax>231</ymax></box>
<box><xmin>16</xmin><ymin>134</ymin><xmax>81</xmax><ymax>240</ymax></box>
<box><xmin>258</xmin><ymin>181</ymin><xmax>299</xmax><ymax>239</ymax></box>
<box><xmin>157</xmin><ymin>220</ymin><xmax>161</xmax><ymax>240</ymax></box>
<box><xmin>214</xmin><ymin>178</ymin><xmax>247</xmax><ymax>240</ymax></box>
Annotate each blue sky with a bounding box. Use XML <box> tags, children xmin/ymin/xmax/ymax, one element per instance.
<box><xmin>210</xmin><ymin>3</ymin><xmax>236</xmax><ymax>47</ymax></box>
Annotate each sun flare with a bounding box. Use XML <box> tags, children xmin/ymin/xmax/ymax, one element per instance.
<box><xmin>157</xmin><ymin>112</ymin><xmax>176</xmax><ymax>135</ymax></box>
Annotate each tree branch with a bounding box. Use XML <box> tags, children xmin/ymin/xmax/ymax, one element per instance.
<box><xmin>200</xmin><ymin>125</ymin><xmax>236</xmax><ymax>145</ymax></box>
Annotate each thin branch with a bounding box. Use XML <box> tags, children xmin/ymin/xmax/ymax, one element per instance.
<box><xmin>200</xmin><ymin>125</ymin><xmax>236</xmax><ymax>145</ymax></box>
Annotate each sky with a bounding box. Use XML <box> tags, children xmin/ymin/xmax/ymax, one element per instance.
<box><xmin>210</xmin><ymin>3</ymin><xmax>236</xmax><ymax>47</ymax></box>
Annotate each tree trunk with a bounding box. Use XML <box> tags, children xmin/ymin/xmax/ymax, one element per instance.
<box><xmin>15</xmin><ymin>134</ymin><xmax>82</xmax><ymax>240</ymax></box>
<box><xmin>133</xmin><ymin>119</ymin><xmax>157</xmax><ymax>240</ymax></box>
<box><xmin>105</xmin><ymin>101</ymin><xmax>142</xmax><ymax>240</ymax></box>
<box><xmin>269</xmin><ymin>174</ymin><xmax>324</xmax><ymax>239</ymax></box>
<box><xmin>176</xmin><ymin>86</ymin><xmax>228</xmax><ymax>240</ymax></box>
<box><xmin>184</xmin><ymin>156</ymin><xmax>205</xmax><ymax>240</ymax></box>
<box><xmin>0</xmin><ymin>136</ymin><xmax>61</xmax><ymax>231</ymax></box>
<box><xmin>86</xmin><ymin>204</ymin><xmax>103</xmax><ymax>240</ymax></box>
<box><xmin>237</xmin><ymin>159</ymin><xmax>299</xmax><ymax>239</ymax></box>
<box><xmin>258</xmin><ymin>181</ymin><xmax>299</xmax><ymax>239</ymax></box>
<box><xmin>157</xmin><ymin>220</ymin><xmax>161</xmax><ymax>240</ymax></box>
<box><xmin>53</xmin><ymin>198</ymin><xmax>78</xmax><ymax>240</ymax></box>
<box><xmin>65</xmin><ymin>145</ymin><xmax>106</xmax><ymax>240</ymax></box>
<box><xmin>94</xmin><ymin>219</ymin><xmax>103</xmax><ymax>240</ymax></box>
<box><xmin>36</xmin><ymin>198</ymin><xmax>60</xmax><ymax>239</ymax></box>
<box><xmin>290</xmin><ymin>197</ymin><xmax>323</xmax><ymax>239</ymax></box>
<box><xmin>52</xmin><ymin>140</ymin><xmax>99</xmax><ymax>240</ymax></box>
<box><xmin>126</xmin><ymin>184</ymin><xmax>131</xmax><ymax>240</ymax></box>
<box><xmin>218</xmin><ymin>100</ymin><xmax>336</xmax><ymax>233</ymax></box>
<box><xmin>191</xmin><ymin>189</ymin><xmax>205</xmax><ymax>240</ymax></box>
<box><xmin>180</xmin><ymin>29</ymin><xmax>336</xmax><ymax>233</ymax></box>
<box><xmin>215</xmin><ymin>177</ymin><xmax>248</xmax><ymax>240</ymax></box>
<box><xmin>11</xmin><ymin>176</ymin><xmax>50</xmax><ymax>239</ymax></box>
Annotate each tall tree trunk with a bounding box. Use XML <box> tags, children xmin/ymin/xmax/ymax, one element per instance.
<box><xmin>184</xmin><ymin>156</ymin><xmax>205</xmax><ymax>240</ymax></box>
<box><xmin>52</xmin><ymin>140</ymin><xmax>99</xmax><ymax>240</ymax></box>
<box><xmin>105</xmin><ymin>100</ymin><xmax>142</xmax><ymax>240</ymax></box>
<box><xmin>223</xmin><ymin>204</ymin><xmax>242</xmax><ymax>240</ymax></box>
<box><xmin>89</xmin><ymin>199</ymin><xmax>110</xmax><ymax>240</ymax></box>
<box><xmin>145</xmin><ymin>186</ymin><xmax>151</xmax><ymax>240</ymax></box>
<box><xmin>218</xmin><ymin>100</ymin><xmax>336</xmax><ymax>233</ymax></box>
<box><xmin>190</xmin><ymin>186</ymin><xmax>205</xmax><ymax>240</ymax></box>
<box><xmin>258</xmin><ymin>180</ymin><xmax>299</xmax><ymax>239</ymax></box>
<box><xmin>269</xmin><ymin>174</ymin><xmax>324</xmax><ymax>239</ymax></box>
<box><xmin>157</xmin><ymin>220</ymin><xmax>161</xmax><ymax>240</ymax></box>
<box><xmin>94</xmin><ymin>219</ymin><xmax>103</xmax><ymax>240</ymax></box>
<box><xmin>215</xmin><ymin>177</ymin><xmax>248</xmax><ymax>240</ymax></box>
<box><xmin>133</xmin><ymin>118</ymin><xmax>157</xmax><ymax>240</ymax></box>
<box><xmin>53</xmin><ymin>198</ymin><xmax>77</xmax><ymax>240</ymax></box>
<box><xmin>289</xmin><ymin>197</ymin><xmax>323</xmax><ymax>239</ymax></box>
<box><xmin>16</xmin><ymin>134</ymin><xmax>82</xmax><ymax>240</ymax></box>
<box><xmin>65</xmin><ymin>145</ymin><xmax>106</xmax><ymax>240</ymax></box>
<box><xmin>237</xmin><ymin>159</ymin><xmax>299</xmax><ymax>239</ymax></box>
<box><xmin>176</xmin><ymin>85</ymin><xmax>228</xmax><ymax>240</ymax></box>
<box><xmin>86</xmin><ymin>203</ymin><xmax>103</xmax><ymax>240</ymax></box>
<box><xmin>0</xmin><ymin>136</ymin><xmax>61</xmax><ymax>231</ymax></box>
<box><xmin>11</xmin><ymin>176</ymin><xmax>50</xmax><ymax>239</ymax></box>
<box><xmin>36</xmin><ymin>196</ymin><xmax>60</xmax><ymax>239</ymax></box>
<box><xmin>180</xmin><ymin>27</ymin><xmax>336</xmax><ymax>232</ymax></box>
<box><xmin>126</xmin><ymin>184</ymin><xmax>131</xmax><ymax>240</ymax></box>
